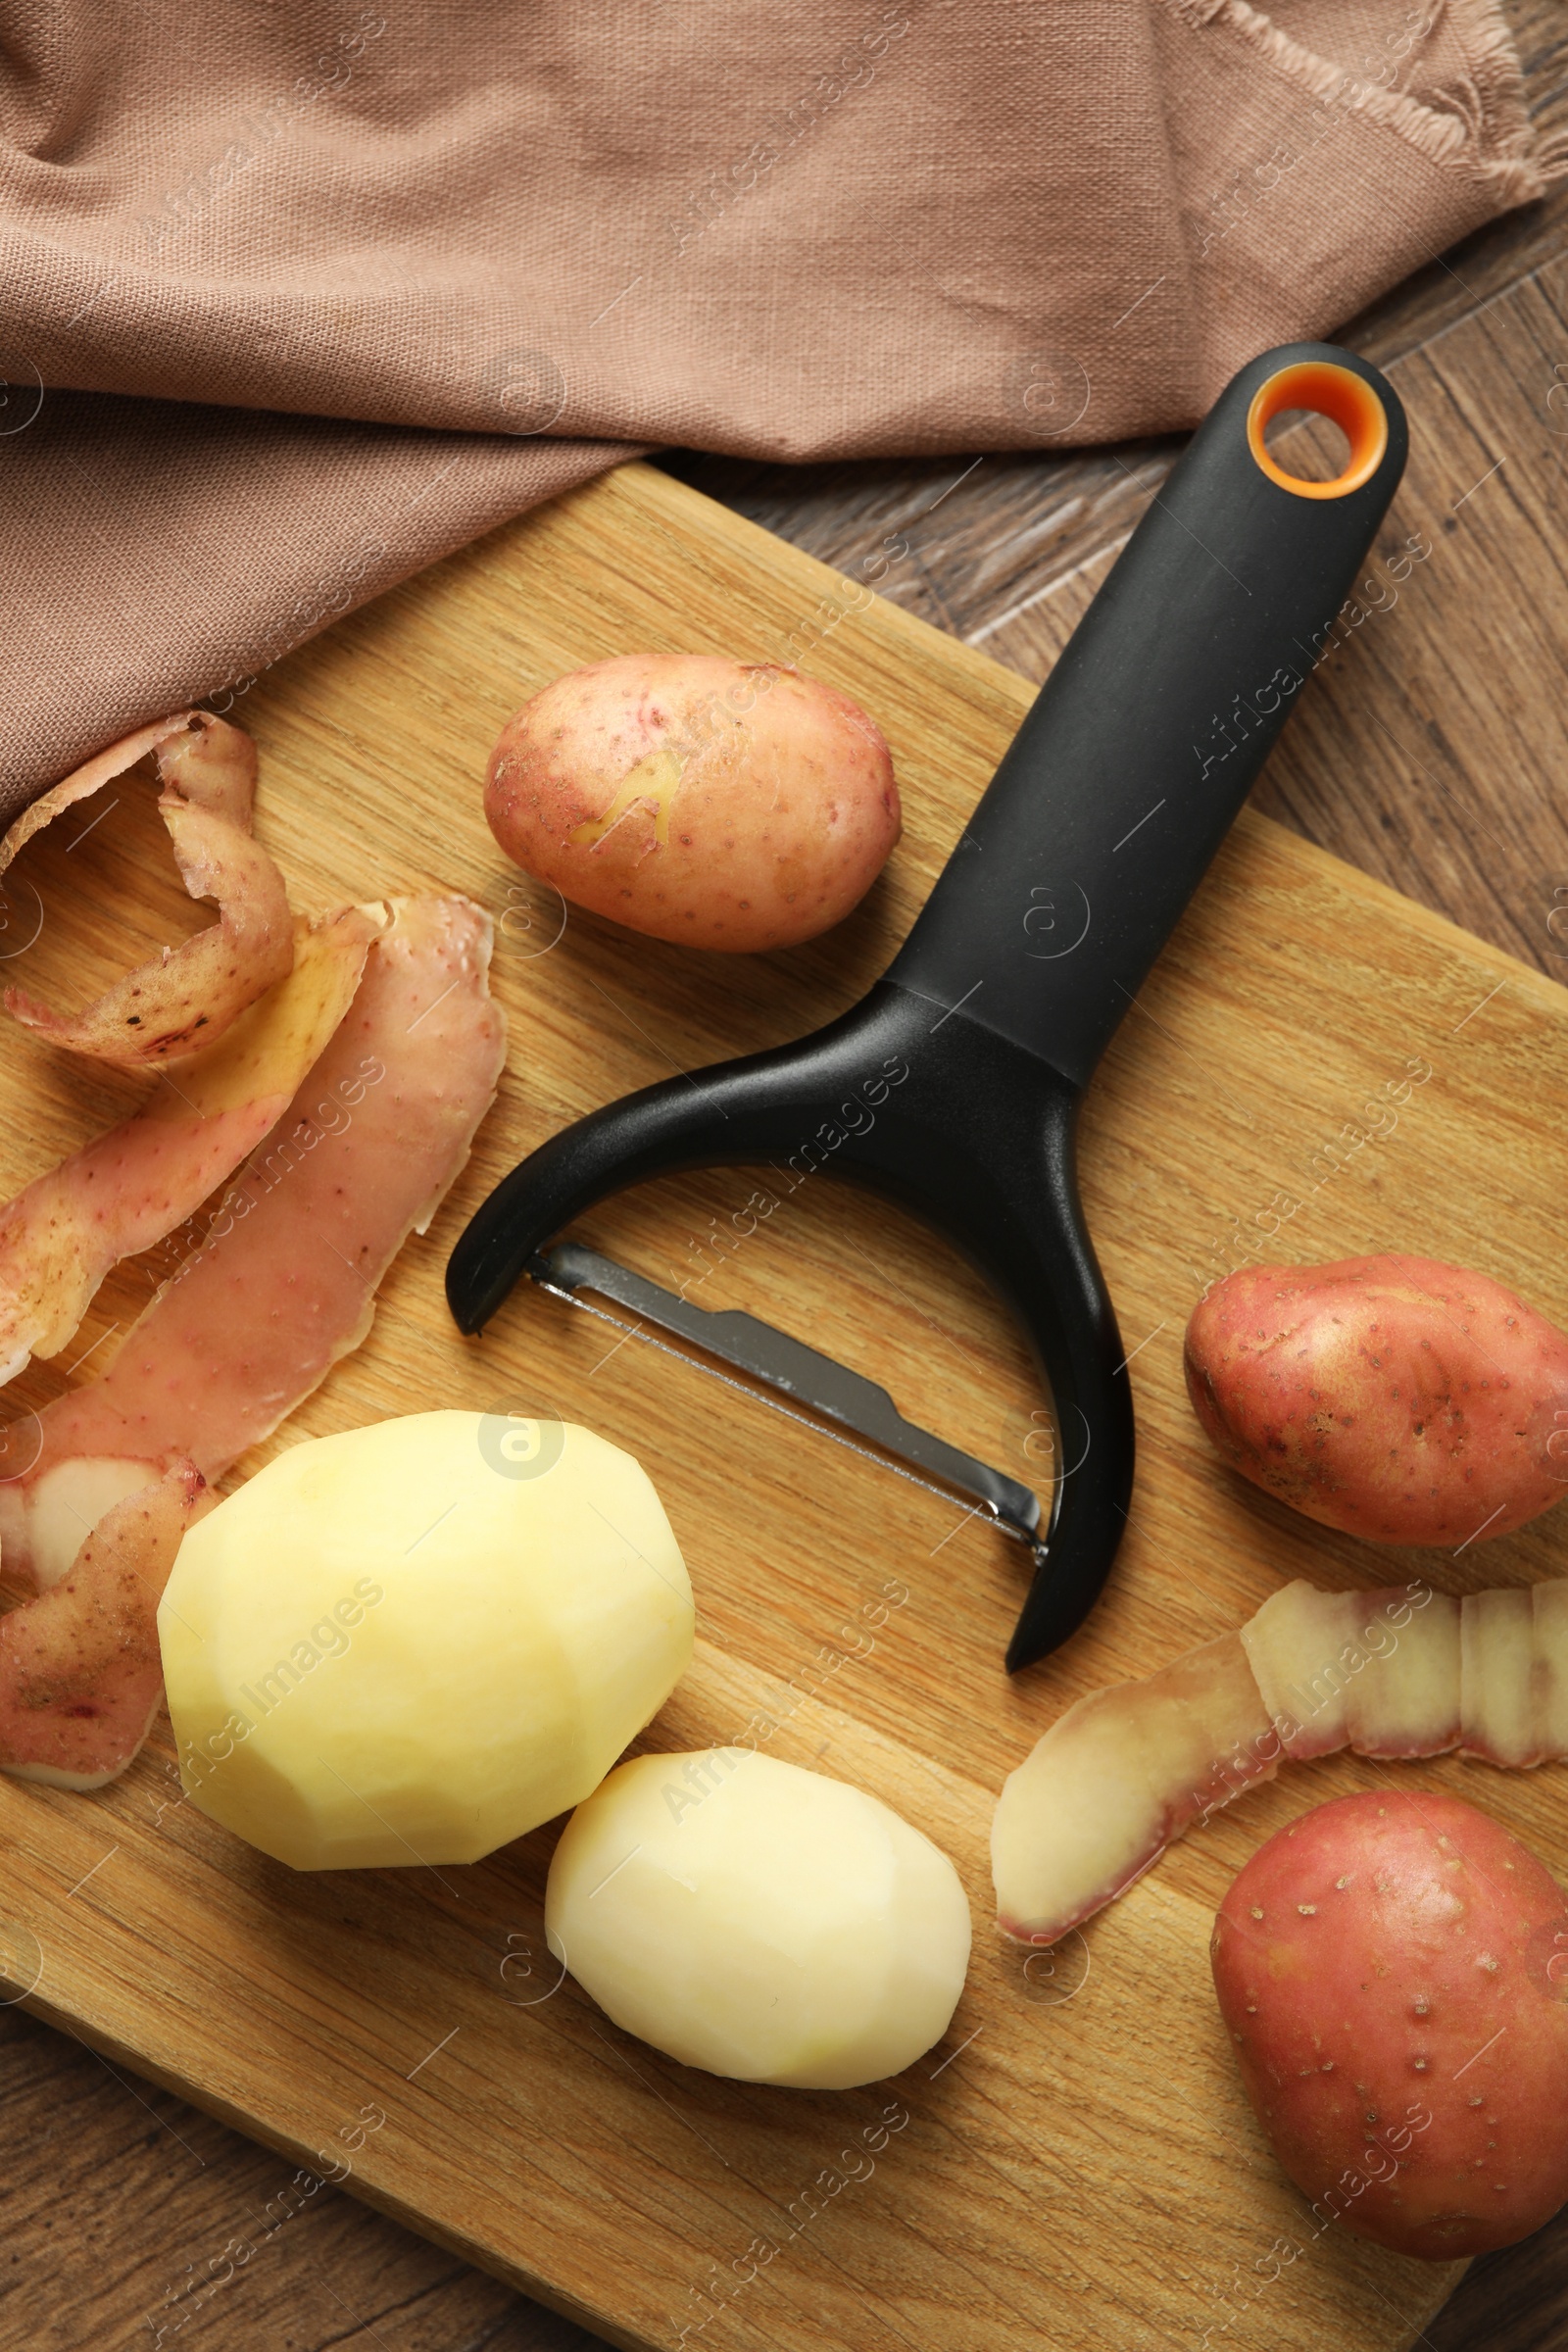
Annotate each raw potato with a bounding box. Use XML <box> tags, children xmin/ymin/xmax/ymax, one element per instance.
<box><xmin>546</xmin><ymin>1750</ymin><xmax>971</xmax><ymax>2086</ymax></box>
<box><xmin>1185</xmin><ymin>1253</ymin><xmax>1568</xmax><ymax>1544</ymax></box>
<box><xmin>158</xmin><ymin>1411</ymin><xmax>693</xmax><ymax>1869</ymax></box>
<box><xmin>1212</xmin><ymin>1791</ymin><xmax>1568</xmax><ymax>2257</ymax></box>
<box><xmin>484</xmin><ymin>653</ymin><xmax>901</xmax><ymax>951</ymax></box>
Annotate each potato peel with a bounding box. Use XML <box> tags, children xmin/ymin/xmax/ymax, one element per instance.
<box><xmin>0</xmin><ymin>710</ymin><xmax>293</xmax><ymax>1066</ymax></box>
<box><xmin>0</xmin><ymin>897</ymin><xmax>507</xmax><ymax>1602</ymax></box>
<box><xmin>995</xmin><ymin>1575</ymin><xmax>1568</xmax><ymax>1946</ymax></box>
<box><xmin>0</xmin><ymin>906</ymin><xmax>378</xmax><ymax>1385</ymax></box>
<box><xmin>0</xmin><ymin>1459</ymin><xmax>206</xmax><ymax>1789</ymax></box>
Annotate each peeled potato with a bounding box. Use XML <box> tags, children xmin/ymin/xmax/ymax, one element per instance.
<box><xmin>158</xmin><ymin>1411</ymin><xmax>693</xmax><ymax>1869</ymax></box>
<box><xmin>484</xmin><ymin>653</ymin><xmax>901</xmax><ymax>951</ymax></box>
<box><xmin>546</xmin><ymin>1749</ymin><xmax>971</xmax><ymax>2086</ymax></box>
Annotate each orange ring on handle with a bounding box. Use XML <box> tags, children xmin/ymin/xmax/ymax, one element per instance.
<box><xmin>1246</xmin><ymin>361</ymin><xmax>1388</xmax><ymax>500</ymax></box>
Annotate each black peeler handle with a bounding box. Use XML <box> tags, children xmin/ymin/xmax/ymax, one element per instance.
<box><xmin>888</xmin><ymin>343</ymin><xmax>1407</xmax><ymax>1083</ymax></box>
<box><xmin>450</xmin><ymin>342</ymin><xmax>1408</xmax><ymax>1672</ymax></box>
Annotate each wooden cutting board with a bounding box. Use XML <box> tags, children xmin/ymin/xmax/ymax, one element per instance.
<box><xmin>3</xmin><ymin>449</ymin><xmax>1567</xmax><ymax>2352</ymax></box>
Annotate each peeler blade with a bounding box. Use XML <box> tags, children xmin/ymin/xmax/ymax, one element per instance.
<box><xmin>532</xmin><ymin>1242</ymin><xmax>1047</xmax><ymax>1553</ymax></box>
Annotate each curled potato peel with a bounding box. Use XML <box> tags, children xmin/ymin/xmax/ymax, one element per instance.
<box><xmin>0</xmin><ymin>907</ymin><xmax>377</xmax><ymax>1387</ymax></box>
<box><xmin>994</xmin><ymin>1572</ymin><xmax>1568</xmax><ymax>1946</ymax></box>
<box><xmin>0</xmin><ymin>710</ymin><xmax>293</xmax><ymax>1066</ymax></box>
<box><xmin>0</xmin><ymin>896</ymin><xmax>506</xmax><ymax>1596</ymax></box>
<box><xmin>0</xmin><ymin>1460</ymin><xmax>206</xmax><ymax>1789</ymax></box>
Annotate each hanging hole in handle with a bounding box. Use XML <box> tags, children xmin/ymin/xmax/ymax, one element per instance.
<box><xmin>1261</xmin><ymin>408</ymin><xmax>1351</xmax><ymax>480</ymax></box>
<box><xmin>1246</xmin><ymin>361</ymin><xmax>1388</xmax><ymax>500</ymax></box>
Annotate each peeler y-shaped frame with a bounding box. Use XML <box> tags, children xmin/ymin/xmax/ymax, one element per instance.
<box><xmin>449</xmin><ymin>342</ymin><xmax>1408</xmax><ymax>1672</ymax></box>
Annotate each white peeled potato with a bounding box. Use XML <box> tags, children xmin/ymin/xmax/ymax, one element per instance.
<box><xmin>546</xmin><ymin>1750</ymin><xmax>971</xmax><ymax>2087</ymax></box>
<box><xmin>158</xmin><ymin>1411</ymin><xmax>693</xmax><ymax>1870</ymax></box>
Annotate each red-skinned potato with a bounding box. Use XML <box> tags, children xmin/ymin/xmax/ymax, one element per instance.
<box><xmin>1212</xmin><ymin>1790</ymin><xmax>1568</xmax><ymax>2257</ymax></box>
<box><xmin>484</xmin><ymin>654</ymin><xmax>901</xmax><ymax>951</ymax></box>
<box><xmin>1185</xmin><ymin>1253</ymin><xmax>1568</xmax><ymax>1544</ymax></box>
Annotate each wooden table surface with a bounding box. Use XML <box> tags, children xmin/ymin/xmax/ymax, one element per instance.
<box><xmin>5</xmin><ymin>7</ymin><xmax>1568</xmax><ymax>2346</ymax></box>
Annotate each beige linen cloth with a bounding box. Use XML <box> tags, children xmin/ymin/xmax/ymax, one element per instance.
<box><xmin>0</xmin><ymin>0</ymin><xmax>1556</xmax><ymax>810</ymax></box>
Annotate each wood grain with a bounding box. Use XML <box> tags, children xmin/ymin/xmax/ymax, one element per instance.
<box><xmin>0</xmin><ymin>1999</ymin><xmax>599</xmax><ymax>2352</ymax></box>
<box><xmin>6</xmin><ymin>11</ymin><xmax>1568</xmax><ymax>2343</ymax></box>
<box><xmin>664</xmin><ymin>0</ymin><xmax>1568</xmax><ymax>779</ymax></box>
<box><xmin>0</xmin><ymin>436</ymin><xmax>1566</xmax><ymax>2352</ymax></box>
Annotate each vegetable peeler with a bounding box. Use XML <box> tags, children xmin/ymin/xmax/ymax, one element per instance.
<box><xmin>448</xmin><ymin>341</ymin><xmax>1408</xmax><ymax>1671</ymax></box>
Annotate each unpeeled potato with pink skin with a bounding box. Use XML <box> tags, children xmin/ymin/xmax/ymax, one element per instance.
<box><xmin>484</xmin><ymin>654</ymin><xmax>901</xmax><ymax>951</ymax></box>
<box><xmin>1185</xmin><ymin>1253</ymin><xmax>1568</xmax><ymax>1545</ymax></box>
<box><xmin>1212</xmin><ymin>1790</ymin><xmax>1568</xmax><ymax>2257</ymax></box>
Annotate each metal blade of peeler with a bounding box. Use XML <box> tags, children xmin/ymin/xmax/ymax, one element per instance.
<box><xmin>530</xmin><ymin>1242</ymin><xmax>1046</xmax><ymax>1551</ymax></box>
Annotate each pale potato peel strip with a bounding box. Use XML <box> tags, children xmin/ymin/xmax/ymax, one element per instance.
<box><xmin>0</xmin><ymin>896</ymin><xmax>507</xmax><ymax>1589</ymax></box>
<box><xmin>991</xmin><ymin>1576</ymin><xmax>1568</xmax><ymax>1945</ymax></box>
<box><xmin>0</xmin><ymin>711</ymin><xmax>292</xmax><ymax>1066</ymax></box>
<box><xmin>0</xmin><ymin>1459</ymin><xmax>205</xmax><ymax>1788</ymax></box>
<box><xmin>992</xmin><ymin>1633</ymin><xmax>1275</xmax><ymax>1945</ymax></box>
<box><xmin>0</xmin><ymin>907</ymin><xmax>379</xmax><ymax>1387</ymax></box>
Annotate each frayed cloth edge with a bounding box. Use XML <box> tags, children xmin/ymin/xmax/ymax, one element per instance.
<box><xmin>1163</xmin><ymin>0</ymin><xmax>1565</xmax><ymax>204</ymax></box>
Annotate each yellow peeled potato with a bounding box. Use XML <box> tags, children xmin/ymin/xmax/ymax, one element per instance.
<box><xmin>546</xmin><ymin>1750</ymin><xmax>971</xmax><ymax>2087</ymax></box>
<box><xmin>157</xmin><ymin>1411</ymin><xmax>693</xmax><ymax>1870</ymax></box>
